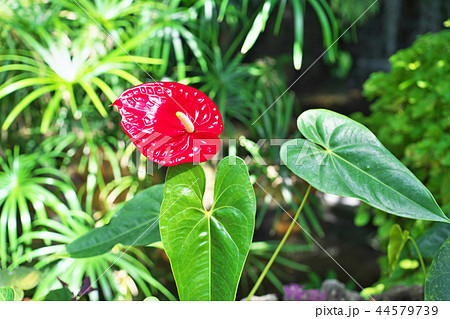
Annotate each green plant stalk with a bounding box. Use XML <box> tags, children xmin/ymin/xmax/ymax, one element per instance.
<box><xmin>246</xmin><ymin>184</ymin><xmax>312</xmax><ymax>300</ymax></box>
<box><xmin>408</xmin><ymin>236</ymin><xmax>427</xmax><ymax>278</ymax></box>
<box><xmin>80</xmin><ymin>116</ymin><xmax>93</xmax><ymax>143</ymax></box>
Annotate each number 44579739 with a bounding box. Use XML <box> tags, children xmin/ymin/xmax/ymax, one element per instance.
<box><xmin>375</xmin><ymin>305</ymin><xmax>438</xmax><ymax>316</ymax></box>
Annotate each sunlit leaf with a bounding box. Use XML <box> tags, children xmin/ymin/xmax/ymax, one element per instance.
<box><xmin>292</xmin><ymin>0</ymin><xmax>304</xmax><ymax>70</ymax></box>
<box><xmin>106</xmin><ymin>69</ymin><xmax>142</xmax><ymax>86</ymax></box>
<box><xmin>41</xmin><ymin>90</ymin><xmax>62</xmax><ymax>133</ymax></box>
<box><xmin>0</xmin><ymin>77</ymin><xmax>54</xmax><ymax>101</ymax></box>
<box><xmin>241</xmin><ymin>0</ymin><xmax>273</xmax><ymax>54</ymax></box>
<box><xmin>90</xmin><ymin>77</ymin><xmax>116</xmax><ymax>103</ymax></box>
<box><xmin>2</xmin><ymin>85</ymin><xmax>58</xmax><ymax>130</ymax></box>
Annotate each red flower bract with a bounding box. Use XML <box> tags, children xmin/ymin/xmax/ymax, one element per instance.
<box><xmin>113</xmin><ymin>82</ymin><xmax>223</xmax><ymax>166</ymax></box>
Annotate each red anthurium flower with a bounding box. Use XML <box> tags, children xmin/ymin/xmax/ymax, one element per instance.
<box><xmin>113</xmin><ymin>82</ymin><xmax>223</xmax><ymax>166</ymax></box>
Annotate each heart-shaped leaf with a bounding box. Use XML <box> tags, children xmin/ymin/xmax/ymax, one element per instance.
<box><xmin>388</xmin><ymin>224</ymin><xmax>409</xmax><ymax>274</ymax></box>
<box><xmin>67</xmin><ymin>185</ymin><xmax>163</xmax><ymax>258</ymax></box>
<box><xmin>425</xmin><ymin>236</ymin><xmax>450</xmax><ymax>301</ymax></box>
<box><xmin>160</xmin><ymin>156</ymin><xmax>256</xmax><ymax>300</ymax></box>
<box><xmin>280</xmin><ymin>109</ymin><xmax>449</xmax><ymax>223</ymax></box>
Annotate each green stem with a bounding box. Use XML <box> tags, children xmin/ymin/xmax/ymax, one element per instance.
<box><xmin>80</xmin><ymin>116</ymin><xmax>93</xmax><ymax>143</ymax></box>
<box><xmin>408</xmin><ymin>236</ymin><xmax>427</xmax><ymax>278</ymax></box>
<box><xmin>246</xmin><ymin>184</ymin><xmax>312</xmax><ymax>300</ymax></box>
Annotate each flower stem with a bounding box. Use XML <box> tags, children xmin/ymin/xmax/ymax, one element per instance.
<box><xmin>246</xmin><ymin>184</ymin><xmax>312</xmax><ymax>300</ymax></box>
<box><xmin>408</xmin><ymin>236</ymin><xmax>427</xmax><ymax>278</ymax></box>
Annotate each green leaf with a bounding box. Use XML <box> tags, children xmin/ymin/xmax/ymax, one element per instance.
<box><xmin>2</xmin><ymin>85</ymin><xmax>58</xmax><ymax>130</ymax></box>
<box><xmin>280</xmin><ymin>109</ymin><xmax>449</xmax><ymax>223</ymax></box>
<box><xmin>309</xmin><ymin>0</ymin><xmax>335</xmax><ymax>62</ymax></box>
<box><xmin>45</xmin><ymin>288</ymin><xmax>74</xmax><ymax>301</ymax></box>
<box><xmin>217</xmin><ymin>0</ymin><xmax>229</xmax><ymax>22</ymax></box>
<box><xmin>79</xmin><ymin>81</ymin><xmax>108</xmax><ymax>117</ymax></box>
<box><xmin>41</xmin><ymin>90</ymin><xmax>62</xmax><ymax>133</ymax></box>
<box><xmin>0</xmin><ymin>287</ymin><xmax>15</xmax><ymax>301</ymax></box>
<box><xmin>0</xmin><ymin>64</ymin><xmax>43</xmax><ymax>74</ymax></box>
<box><xmin>143</xmin><ymin>296</ymin><xmax>159</xmax><ymax>301</ymax></box>
<box><xmin>176</xmin><ymin>25</ymin><xmax>208</xmax><ymax>73</ymax></box>
<box><xmin>160</xmin><ymin>156</ymin><xmax>256</xmax><ymax>301</ymax></box>
<box><xmin>0</xmin><ymin>267</ymin><xmax>41</xmax><ymax>290</ymax></box>
<box><xmin>273</xmin><ymin>0</ymin><xmax>287</xmax><ymax>35</ymax></box>
<box><xmin>104</xmin><ymin>56</ymin><xmax>163</xmax><ymax>65</ymax></box>
<box><xmin>105</xmin><ymin>69</ymin><xmax>142</xmax><ymax>86</ymax></box>
<box><xmin>0</xmin><ymin>287</ymin><xmax>23</xmax><ymax>301</ymax></box>
<box><xmin>387</xmin><ymin>224</ymin><xmax>409</xmax><ymax>274</ymax></box>
<box><xmin>172</xmin><ymin>29</ymin><xmax>186</xmax><ymax>80</ymax></box>
<box><xmin>292</xmin><ymin>0</ymin><xmax>304</xmax><ymax>70</ymax></box>
<box><xmin>67</xmin><ymin>185</ymin><xmax>164</xmax><ymax>258</ymax></box>
<box><xmin>425</xmin><ymin>236</ymin><xmax>450</xmax><ymax>301</ymax></box>
<box><xmin>0</xmin><ymin>55</ymin><xmax>43</xmax><ymax>67</ymax></box>
<box><xmin>414</xmin><ymin>223</ymin><xmax>450</xmax><ymax>259</ymax></box>
<box><xmin>0</xmin><ymin>77</ymin><xmax>54</xmax><ymax>101</ymax></box>
<box><xmin>90</xmin><ymin>77</ymin><xmax>116</xmax><ymax>103</ymax></box>
<box><xmin>13</xmin><ymin>288</ymin><xmax>24</xmax><ymax>301</ymax></box>
<box><xmin>241</xmin><ymin>0</ymin><xmax>273</xmax><ymax>54</ymax></box>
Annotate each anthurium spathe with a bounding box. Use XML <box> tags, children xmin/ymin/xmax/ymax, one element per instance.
<box><xmin>113</xmin><ymin>82</ymin><xmax>223</xmax><ymax>166</ymax></box>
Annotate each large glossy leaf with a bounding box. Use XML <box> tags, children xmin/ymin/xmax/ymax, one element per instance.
<box><xmin>160</xmin><ymin>156</ymin><xmax>256</xmax><ymax>301</ymax></box>
<box><xmin>67</xmin><ymin>185</ymin><xmax>163</xmax><ymax>258</ymax></box>
<box><xmin>280</xmin><ymin>109</ymin><xmax>449</xmax><ymax>223</ymax></box>
<box><xmin>425</xmin><ymin>236</ymin><xmax>450</xmax><ymax>301</ymax></box>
